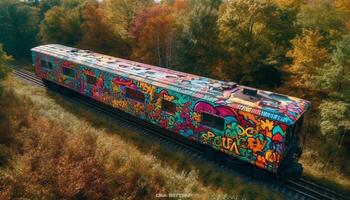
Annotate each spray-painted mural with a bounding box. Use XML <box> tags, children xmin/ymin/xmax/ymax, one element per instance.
<box><xmin>31</xmin><ymin>44</ymin><xmax>311</xmax><ymax>173</ymax></box>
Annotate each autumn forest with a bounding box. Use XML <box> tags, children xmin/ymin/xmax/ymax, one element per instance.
<box><xmin>0</xmin><ymin>0</ymin><xmax>349</xmax><ymax>199</ymax></box>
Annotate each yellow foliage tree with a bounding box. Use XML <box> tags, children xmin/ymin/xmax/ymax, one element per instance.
<box><xmin>334</xmin><ymin>0</ymin><xmax>350</xmax><ymax>14</ymax></box>
<box><xmin>286</xmin><ymin>30</ymin><xmax>329</xmax><ymax>89</ymax></box>
<box><xmin>101</xmin><ymin>0</ymin><xmax>153</xmax><ymax>40</ymax></box>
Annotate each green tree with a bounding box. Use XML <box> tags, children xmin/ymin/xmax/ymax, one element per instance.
<box><xmin>318</xmin><ymin>34</ymin><xmax>350</xmax><ymax>92</ymax></box>
<box><xmin>38</xmin><ymin>0</ymin><xmax>61</xmax><ymax>19</ymax></box>
<box><xmin>311</xmin><ymin>34</ymin><xmax>350</xmax><ymax>149</ymax></box>
<box><xmin>39</xmin><ymin>0</ymin><xmax>84</xmax><ymax>45</ymax></box>
<box><xmin>79</xmin><ymin>1</ymin><xmax>131</xmax><ymax>57</ymax></box>
<box><xmin>0</xmin><ymin>0</ymin><xmax>39</xmax><ymax>59</ymax></box>
<box><xmin>177</xmin><ymin>0</ymin><xmax>222</xmax><ymax>76</ymax></box>
<box><xmin>319</xmin><ymin>101</ymin><xmax>350</xmax><ymax>146</ymax></box>
<box><xmin>218</xmin><ymin>0</ymin><xmax>296</xmax><ymax>87</ymax></box>
<box><xmin>297</xmin><ymin>0</ymin><xmax>349</xmax><ymax>47</ymax></box>
<box><xmin>0</xmin><ymin>44</ymin><xmax>12</xmax><ymax>93</ymax></box>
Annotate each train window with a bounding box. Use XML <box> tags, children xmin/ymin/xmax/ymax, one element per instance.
<box><xmin>41</xmin><ymin>60</ymin><xmax>47</xmax><ymax>68</ymax></box>
<box><xmin>201</xmin><ymin>112</ymin><xmax>225</xmax><ymax>131</ymax></box>
<box><xmin>41</xmin><ymin>60</ymin><xmax>54</xmax><ymax>70</ymax></box>
<box><xmin>41</xmin><ymin>60</ymin><xmax>51</xmax><ymax>70</ymax></box>
<box><xmin>62</xmin><ymin>67</ymin><xmax>75</xmax><ymax>77</ymax></box>
<box><xmin>86</xmin><ymin>74</ymin><xmax>97</xmax><ymax>85</ymax></box>
<box><xmin>125</xmin><ymin>87</ymin><xmax>145</xmax><ymax>103</ymax></box>
<box><xmin>162</xmin><ymin>99</ymin><xmax>176</xmax><ymax>114</ymax></box>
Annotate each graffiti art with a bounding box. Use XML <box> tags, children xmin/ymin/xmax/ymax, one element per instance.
<box><xmin>32</xmin><ymin>44</ymin><xmax>311</xmax><ymax>173</ymax></box>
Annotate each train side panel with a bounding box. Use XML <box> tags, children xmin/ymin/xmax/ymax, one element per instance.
<box><xmin>32</xmin><ymin>52</ymin><xmax>288</xmax><ymax>173</ymax></box>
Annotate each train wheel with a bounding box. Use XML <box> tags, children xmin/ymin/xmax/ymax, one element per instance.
<box><xmin>278</xmin><ymin>161</ymin><xmax>303</xmax><ymax>178</ymax></box>
<box><xmin>58</xmin><ymin>86</ymin><xmax>72</xmax><ymax>96</ymax></box>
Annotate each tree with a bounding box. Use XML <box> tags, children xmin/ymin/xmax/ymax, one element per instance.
<box><xmin>286</xmin><ymin>29</ymin><xmax>329</xmax><ymax>89</ymax></box>
<box><xmin>39</xmin><ymin>0</ymin><xmax>84</xmax><ymax>45</ymax></box>
<box><xmin>334</xmin><ymin>0</ymin><xmax>350</xmax><ymax>14</ymax></box>
<box><xmin>177</xmin><ymin>0</ymin><xmax>223</xmax><ymax>76</ymax></box>
<box><xmin>79</xmin><ymin>1</ymin><xmax>131</xmax><ymax>57</ymax></box>
<box><xmin>317</xmin><ymin>34</ymin><xmax>350</xmax><ymax>92</ymax></box>
<box><xmin>307</xmin><ymin>34</ymin><xmax>350</xmax><ymax>149</ymax></box>
<box><xmin>319</xmin><ymin>101</ymin><xmax>350</xmax><ymax>145</ymax></box>
<box><xmin>101</xmin><ymin>0</ymin><xmax>153</xmax><ymax>40</ymax></box>
<box><xmin>297</xmin><ymin>0</ymin><xmax>348</xmax><ymax>46</ymax></box>
<box><xmin>0</xmin><ymin>44</ymin><xmax>12</xmax><ymax>94</ymax></box>
<box><xmin>218</xmin><ymin>0</ymin><xmax>296</xmax><ymax>87</ymax></box>
<box><xmin>38</xmin><ymin>0</ymin><xmax>61</xmax><ymax>19</ymax></box>
<box><xmin>0</xmin><ymin>0</ymin><xmax>39</xmax><ymax>58</ymax></box>
<box><xmin>129</xmin><ymin>3</ymin><xmax>183</xmax><ymax>68</ymax></box>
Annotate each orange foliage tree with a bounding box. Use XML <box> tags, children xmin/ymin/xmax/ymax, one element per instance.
<box><xmin>129</xmin><ymin>2</ymin><xmax>186</xmax><ymax>68</ymax></box>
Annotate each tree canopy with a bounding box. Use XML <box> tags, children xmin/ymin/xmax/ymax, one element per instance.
<box><xmin>0</xmin><ymin>0</ymin><xmax>39</xmax><ymax>58</ymax></box>
<box><xmin>218</xmin><ymin>0</ymin><xmax>296</xmax><ymax>87</ymax></box>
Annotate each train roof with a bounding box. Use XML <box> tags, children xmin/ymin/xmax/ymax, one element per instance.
<box><xmin>31</xmin><ymin>44</ymin><xmax>311</xmax><ymax>125</ymax></box>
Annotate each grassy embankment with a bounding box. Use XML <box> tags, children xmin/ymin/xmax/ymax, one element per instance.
<box><xmin>0</xmin><ymin>75</ymin><xmax>283</xmax><ymax>199</ymax></box>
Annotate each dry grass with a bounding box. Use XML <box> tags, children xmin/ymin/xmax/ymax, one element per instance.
<box><xmin>300</xmin><ymin>148</ymin><xmax>350</xmax><ymax>192</ymax></box>
<box><xmin>0</xmin><ymin>76</ymin><xmax>283</xmax><ymax>200</ymax></box>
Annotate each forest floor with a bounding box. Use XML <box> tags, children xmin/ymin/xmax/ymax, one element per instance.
<box><xmin>0</xmin><ymin>75</ymin><xmax>284</xmax><ymax>199</ymax></box>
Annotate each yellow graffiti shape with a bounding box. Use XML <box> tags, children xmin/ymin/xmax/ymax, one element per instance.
<box><xmin>134</xmin><ymin>103</ymin><xmax>144</xmax><ymax>113</ymax></box>
<box><xmin>222</xmin><ymin>137</ymin><xmax>240</xmax><ymax>155</ymax></box>
<box><xmin>207</xmin><ymin>131</ymin><xmax>215</xmax><ymax>139</ymax></box>
<box><xmin>163</xmin><ymin>94</ymin><xmax>174</xmax><ymax>101</ymax></box>
<box><xmin>242</xmin><ymin>127</ymin><xmax>256</xmax><ymax>137</ymax></box>
<box><xmin>265</xmin><ymin>150</ymin><xmax>279</xmax><ymax>163</ymax></box>
<box><xmin>138</xmin><ymin>82</ymin><xmax>155</xmax><ymax>100</ymax></box>
<box><xmin>259</xmin><ymin>119</ymin><xmax>274</xmax><ymax>131</ymax></box>
<box><xmin>111</xmin><ymin>99</ymin><xmax>128</xmax><ymax>109</ymax></box>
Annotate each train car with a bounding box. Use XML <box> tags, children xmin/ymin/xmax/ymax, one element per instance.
<box><xmin>31</xmin><ymin>44</ymin><xmax>311</xmax><ymax>176</ymax></box>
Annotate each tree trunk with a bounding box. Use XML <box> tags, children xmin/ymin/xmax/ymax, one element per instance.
<box><xmin>157</xmin><ymin>33</ymin><xmax>161</xmax><ymax>67</ymax></box>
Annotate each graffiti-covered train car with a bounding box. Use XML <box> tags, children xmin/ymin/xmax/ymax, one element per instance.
<box><xmin>31</xmin><ymin>44</ymin><xmax>311</xmax><ymax>175</ymax></box>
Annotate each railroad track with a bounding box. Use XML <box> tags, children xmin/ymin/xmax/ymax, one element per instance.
<box><xmin>283</xmin><ymin>178</ymin><xmax>348</xmax><ymax>200</ymax></box>
<box><xmin>12</xmin><ymin>68</ymin><xmax>349</xmax><ymax>200</ymax></box>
